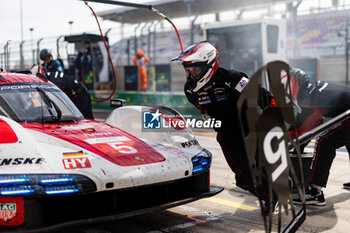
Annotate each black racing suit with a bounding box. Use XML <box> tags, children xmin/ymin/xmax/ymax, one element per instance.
<box><xmin>185</xmin><ymin>67</ymin><xmax>271</xmax><ymax>201</ymax></box>
<box><xmin>42</xmin><ymin>59</ymin><xmax>94</xmax><ymax>119</ymax></box>
<box><xmin>290</xmin><ymin>68</ymin><xmax>350</xmax><ymax>187</ymax></box>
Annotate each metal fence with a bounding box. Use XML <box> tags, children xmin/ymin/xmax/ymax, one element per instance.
<box><xmin>0</xmin><ymin>35</ymin><xmax>76</xmax><ymax>72</ymax></box>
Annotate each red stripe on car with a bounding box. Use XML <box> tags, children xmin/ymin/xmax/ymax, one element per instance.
<box><xmin>22</xmin><ymin>120</ymin><xmax>166</xmax><ymax>166</ymax></box>
<box><xmin>0</xmin><ymin>73</ymin><xmax>42</xmax><ymax>84</ymax></box>
<box><xmin>0</xmin><ymin>119</ymin><xmax>18</xmax><ymax>143</ymax></box>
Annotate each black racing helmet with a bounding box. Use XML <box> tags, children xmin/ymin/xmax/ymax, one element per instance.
<box><xmin>39</xmin><ymin>49</ymin><xmax>52</xmax><ymax>61</ymax></box>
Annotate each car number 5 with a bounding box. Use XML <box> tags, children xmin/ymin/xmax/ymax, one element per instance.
<box><xmin>263</xmin><ymin>126</ymin><xmax>288</xmax><ymax>182</ymax></box>
<box><xmin>108</xmin><ymin>141</ymin><xmax>137</xmax><ymax>154</ymax></box>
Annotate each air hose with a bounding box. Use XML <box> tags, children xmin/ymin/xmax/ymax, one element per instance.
<box><xmin>82</xmin><ymin>0</ymin><xmax>184</xmax><ymax>102</ymax></box>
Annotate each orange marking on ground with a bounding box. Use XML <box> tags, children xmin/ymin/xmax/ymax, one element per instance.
<box><xmin>193</xmin><ymin>131</ymin><xmax>217</xmax><ymax>137</ymax></box>
<box><xmin>184</xmin><ymin>215</ymin><xmax>206</xmax><ymax>223</ymax></box>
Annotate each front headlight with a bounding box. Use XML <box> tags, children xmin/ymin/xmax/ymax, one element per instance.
<box><xmin>0</xmin><ymin>174</ymin><xmax>96</xmax><ymax>196</ymax></box>
<box><xmin>191</xmin><ymin>149</ymin><xmax>212</xmax><ymax>175</ymax></box>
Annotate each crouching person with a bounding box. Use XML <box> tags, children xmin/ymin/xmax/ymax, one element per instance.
<box><xmin>172</xmin><ymin>41</ymin><xmax>276</xmax><ymax>215</ymax></box>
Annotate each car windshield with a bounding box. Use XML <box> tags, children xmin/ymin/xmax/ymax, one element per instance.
<box><xmin>0</xmin><ymin>83</ymin><xmax>84</xmax><ymax>123</ymax></box>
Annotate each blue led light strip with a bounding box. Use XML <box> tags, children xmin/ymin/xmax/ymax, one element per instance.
<box><xmin>40</xmin><ymin>178</ymin><xmax>74</xmax><ymax>184</ymax></box>
<box><xmin>1</xmin><ymin>189</ymin><xmax>35</xmax><ymax>195</ymax></box>
<box><xmin>45</xmin><ymin>189</ymin><xmax>79</xmax><ymax>195</ymax></box>
<box><xmin>0</xmin><ymin>178</ymin><xmax>29</xmax><ymax>184</ymax></box>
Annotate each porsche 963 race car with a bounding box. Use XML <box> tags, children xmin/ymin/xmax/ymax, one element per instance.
<box><xmin>0</xmin><ymin>72</ymin><xmax>222</xmax><ymax>231</ymax></box>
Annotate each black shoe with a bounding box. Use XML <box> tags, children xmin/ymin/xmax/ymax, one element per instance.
<box><xmin>262</xmin><ymin>200</ymin><xmax>278</xmax><ymax>216</ymax></box>
<box><xmin>343</xmin><ymin>182</ymin><xmax>350</xmax><ymax>190</ymax></box>
<box><xmin>293</xmin><ymin>187</ymin><xmax>326</xmax><ymax>206</ymax></box>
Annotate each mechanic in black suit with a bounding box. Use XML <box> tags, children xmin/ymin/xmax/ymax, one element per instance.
<box><xmin>172</xmin><ymin>41</ymin><xmax>275</xmax><ymax>215</ymax></box>
<box><xmin>286</xmin><ymin>68</ymin><xmax>350</xmax><ymax>206</ymax></box>
<box><xmin>39</xmin><ymin>49</ymin><xmax>94</xmax><ymax>119</ymax></box>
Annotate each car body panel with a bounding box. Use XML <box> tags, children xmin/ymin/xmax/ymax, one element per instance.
<box><xmin>0</xmin><ymin>72</ymin><xmax>222</xmax><ymax>230</ymax></box>
<box><xmin>0</xmin><ymin>116</ymin><xmax>195</xmax><ymax>191</ymax></box>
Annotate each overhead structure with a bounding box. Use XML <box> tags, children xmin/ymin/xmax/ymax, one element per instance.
<box><xmin>97</xmin><ymin>0</ymin><xmax>285</xmax><ymax>24</ymax></box>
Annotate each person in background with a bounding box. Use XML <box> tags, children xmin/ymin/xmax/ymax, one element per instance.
<box><xmin>286</xmin><ymin>68</ymin><xmax>350</xmax><ymax>206</ymax></box>
<box><xmin>40</xmin><ymin>48</ymin><xmax>65</xmax><ymax>81</ymax></box>
<box><xmin>132</xmin><ymin>49</ymin><xmax>149</xmax><ymax>91</ymax></box>
<box><xmin>74</xmin><ymin>48</ymin><xmax>95</xmax><ymax>90</ymax></box>
<box><xmin>172</xmin><ymin>41</ymin><xmax>276</xmax><ymax>215</ymax></box>
<box><xmin>39</xmin><ymin>49</ymin><xmax>94</xmax><ymax>119</ymax></box>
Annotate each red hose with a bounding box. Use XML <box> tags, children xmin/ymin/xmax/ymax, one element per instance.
<box><xmin>84</xmin><ymin>0</ymin><xmax>117</xmax><ymax>102</ymax></box>
<box><xmin>83</xmin><ymin>0</ymin><xmax>185</xmax><ymax>103</ymax></box>
<box><xmin>151</xmin><ymin>7</ymin><xmax>184</xmax><ymax>53</ymax></box>
<box><xmin>83</xmin><ymin>0</ymin><xmax>185</xmax><ymax>54</ymax></box>
<box><xmin>165</xmin><ymin>18</ymin><xmax>184</xmax><ymax>53</ymax></box>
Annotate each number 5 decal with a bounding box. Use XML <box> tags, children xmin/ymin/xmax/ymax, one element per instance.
<box><xmin>263</xmin><ymin>126</ymin><xmax>288</xmax><ymax>182</ymax></box>
<box><xmin>108</xmin><ymin>136</ymin><xmax>137</xmax><ymax>154</ymax></box>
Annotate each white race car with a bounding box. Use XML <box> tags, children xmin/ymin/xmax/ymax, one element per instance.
<box><xmin>0</xmin><ymin>72</ymin><xmax>222</xmax><ymax>231</ymax></box>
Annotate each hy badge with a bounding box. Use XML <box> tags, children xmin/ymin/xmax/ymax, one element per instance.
<box><xmin>62</xmin><ymin>151</ymin><xmax>91</xmax><ymax>170</ymax></box>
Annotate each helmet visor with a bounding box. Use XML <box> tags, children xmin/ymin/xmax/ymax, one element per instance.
<box><xmin>183</xmin><ymin>64</ymin><xmax>209</xmax><ymax>81</ymax></box>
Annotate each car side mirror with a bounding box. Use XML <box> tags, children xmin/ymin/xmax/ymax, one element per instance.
<box><xmin>110</xmin><ymin>99</ymin><xmax>126</xmax><ymax>108</ymax></box>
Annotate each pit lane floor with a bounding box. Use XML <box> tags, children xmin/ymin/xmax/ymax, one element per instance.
<box><xmin>52</xmin><ymin>128</ymin><xmax>350</xmax><ymax>233</ymax></box>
